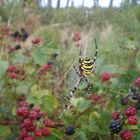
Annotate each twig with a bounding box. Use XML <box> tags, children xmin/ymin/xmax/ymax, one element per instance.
<box><xmin>75</xmin><ymin>98</ymin><xmax>106</xmax><ymax>121</ymax></box>
<box><xmin>7</xmin><ymin>0</ymin><xmax>17</xmax><ymax>27</ymax></box>
<box><xmin>111</xmin><ymin>133</ymin><xmax>114</xmax><ymax>140</ymax></box>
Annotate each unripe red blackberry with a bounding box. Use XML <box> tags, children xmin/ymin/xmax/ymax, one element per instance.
<box><xmin>41</xmin><ymin>127</ymin><xmax>51</xmax><ymax>136</ymax></box>
<box><xmin>120</xmin><ymin>130</ymin><xmax>133</xmax><ymax>140</ymax></box>
<box><xmin>128</xmin><ymin>115</ymin><xmax>138</xmax><ymax>125</ymax></box>
<box><xmin>125</xmin><ymin>106</ymin><xmax>137</xmax><ymax>117</ymax></box>
<box><xmin>134</xmin><ymin>77</ymin><xmax>140</xmax><ymax>87</ymax></box>
<box><xmin>112</xmin><ymin>112</ymin><xmax>120</xmax><ymax>120</ymax></box>
<box><xmin>44</xmin><ymin>119</ymin><xmax>54</xmax><ymax>127</ymax></box>
<box><xmin>34</xmin><ymin>128</ymin><xmax>42</xmax><ymax>137</ymax></box>
<box><xmin>101</xmin><ymin>72</ymin><xmax>110</xmax><ymax>82</ymax></box>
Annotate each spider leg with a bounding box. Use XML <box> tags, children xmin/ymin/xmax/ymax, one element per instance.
<box><xmin>93</xmin><ymin>61</ymin><xmax>96</xmax><ymax>74</ymax></box>
<box><xmin>73</xmin><ymin>65</ymin><xmax>81</xmax><ymax>77</ymax></box>
<box><xmin>65</xmin><ymin>78</ymin><xmax>82</xmax><ymax>101</ymax></box>
<box><xmin>59</xmin><ymin>78</ymin><xmax>82</xmax><ymax>118</ymax></box>
<box><xmin>93</xmin><ymin>39</ymin><xmax>98</xmax><ymax>74</ymax></box>
<box><xmin>79</xmin><ymin>47</ymin><xmax>83</xmax><ymax>75</ymax></box>
<box><xmin>84</xmin><ymin>77</ymin><xmax>93</xmax><ymax>91</ymax></box>
<box><xmin>58</xmin><ymin>100</ymin><xmax>72</xmax><ymax>118</ymax></box>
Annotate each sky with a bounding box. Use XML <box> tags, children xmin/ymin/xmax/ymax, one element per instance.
<box><xmin>43</xmin><ymin>0</ymin><xmax>123</xmax><ymax>7</ymax></box>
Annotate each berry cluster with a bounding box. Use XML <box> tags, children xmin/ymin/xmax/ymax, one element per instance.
<box><xmin>11</xmin><ymin>28</ymin><xmax>29</xmax><ymax>42</ymax></box>
<box><xmin>87</xmin><ymin>93</ymin><xmax>108</xmax><ymax>107</ymax></box>
<box><xmin>38</xmin><ymin>62</ymin><xmax>53</xmax><ymax>80</ymax></box>
<box><xmin>88</xmin><ymin>93</ymin><xmax>102</xmax><ymax>104</ymax></box>
<box><xmin>7</xmin><ymin>65</ymin><xmax>26</xmax><ymax>80</ymax></box>
<box><xmin>110</xmin><ymin>107</ymin><xmax>135</xmax><ymax>140</ymax></box>
<box><xmin>121</xmin><ymin>84</ymin><xmax>140</xmax><ymax>110</ymax></box>
<box><xmin>16</xmin><ymin>95</ymin><xmax>53</xmax><ymax>140</ymax></box>
<box><xmin>110</xmin><ymin>80</ymin><xmax>140</xmax><ymax>140</ymax></box>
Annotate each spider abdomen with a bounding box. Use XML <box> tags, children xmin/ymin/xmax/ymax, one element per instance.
<box><xmin>81</xmin><ymin>58</ymin><xmax>94</xmax><ymax>75</ymax></box>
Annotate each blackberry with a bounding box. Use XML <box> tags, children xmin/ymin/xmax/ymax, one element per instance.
<box><xmin>15</xmin><ymin>44</ymin><xmax>21</xmax><ymax>50</ymax></box>
<box><xmin>20</xmin><ymin>28</ymin><xmax>29</xmax><ymax>41</ymax></box>
<box><xmin>132</xmin><ymin>93</ymin><xmax>139</xmax><ymax>100</ymax></box>
<box><xmin>135</xmin><ymin>102</ymin><xmax>140</xmax><ymax>110</ymax></box>
<box><xmin>65</xmin><ymin>126</ymin><xmax>75</xmax><ymax>135</ymax></box>
<box><xmin>130</xmin><ymin>85</ymin><xmax>137</xmax><ymax>93</ymax></box>
<box><xmin>29</xmin><ymin>103</ymin><xmax>34</xmax><ymax>109</ymax></box>
<box><xmin>121</xmin><ymin>98</ymin><xmax>128</xmax><ymax>105</ymax></box>
<box><xmin>11</xmin><ymin>31</ymin><xmax>19</xmax><ymax>38</ymax></box>
<box><xmin>47</xmin><ymin>61</ymin><xmax>53</xmax><ymax>65</ymax></box>
<box><xmin>110</xmin><ymin>120</ymin><xmax>122</xmax><ymax>133</ymax></box>
<box><xmin>52</xmin><ymin>53</ymin><xmax>58</xmax><ymax>59</ymax></box>
<box><xmin>36</xmin><ymin>114</ymin><xmax>41</xmax><ymax>120</ymax></box>
<box><xmin>21</xmin><ymin>32</ymin><xmax>29</xmax><ymax>41</ymax></box>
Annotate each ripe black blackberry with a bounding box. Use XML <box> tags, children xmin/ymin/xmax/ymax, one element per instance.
<box><xmin>15</xmin><ymin>44</ymin><xmax>21</xmax><ymax>50</ymax></box>
<box><xmin>29</xmin><ymin>103</ymin><xmax>34</xmax><ymax>109</ymax></box>
<box><xmin>37</xmin><ymin>114</ymin><xmax>41</xmax><ymax>120</ymax></box>
<box><xmin>130</xmin><ymin>85</ymin><xmax>137</xmax><ymax>93</ymax></box>
<box><xmin>135</xmin><ymin>102</ymin><xmax>140</xmax><ymax>110</ymax></box>
<box><xmin>65</xmin><ymin>126</ymin><xmax>75</xmax><ymax>135</ymax></box>
<box><xmin>110</xmin><ymin>120</ymin><xmax>122</xmax><ymax>133</ymax></box>
<box><xmin>11</xmin><ymin>31</ymin><xmax>19</xmax><ymax>38</ymax></box>
<box><xmin>132</xmin><ymin>93</ymin><xmax>139</xmax><ymax>100</ymax></box>
<box><xmin>21</xmin><ymin>32</ymin><xmax>29</xmax><ymax>41</ymax></box>
<box><xmin>121</xmin><ymin>98</ymin><xmax>128</xmax><ymax>105</ymax></box>
<box><xmin>20</xmin><ymin>28</ymin><xmax>29</xmax><ymax>41</ymax></box>
<box><xmin>47</xmin><ymin>61</ymin><xmax>53</xmax><ymax>65</ymax></box>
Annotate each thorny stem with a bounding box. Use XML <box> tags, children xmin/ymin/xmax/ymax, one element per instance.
<box><xmin>111</xmin><ymin>133</ymin><xmax>114</xmax><ymax>140</ymax></box>
<box><xmin>0</xmin><ymin>119</ymin><xmax>64</xmax><ymax>128</ymax></box>
<box><xmin>97</xmin><ymin>134</ymin><xmax>103</xmax><ymax>140</ymax></box>
<box><xmin>129</xmin><ymin>48</ymin><xmax>139</xmax><ymax>69</ymax></box>
<box><xmin>75</xmin><ymin>98</ymin><xmax>106</xmax><ymax>122</ymax></box>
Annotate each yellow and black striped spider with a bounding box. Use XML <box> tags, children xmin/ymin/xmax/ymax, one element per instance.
<box><xmin>59</xmin><ymin>39</ymin><xmax>98</xmax><ymax>117</ymax></box>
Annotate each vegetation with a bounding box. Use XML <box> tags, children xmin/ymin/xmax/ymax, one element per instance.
<box><xmin>0</xmin><ymin>0</ymin><xmax>140</xmax><ymax>140</ymax></box>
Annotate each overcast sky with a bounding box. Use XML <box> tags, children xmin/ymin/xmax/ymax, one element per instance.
<box><xmin>43</xmin><ymin>0</ymin><xmax>123</xmax><ymax>7</ymax></box>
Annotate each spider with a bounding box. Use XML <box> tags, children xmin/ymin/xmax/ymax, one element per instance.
<box><xmin>66</xmin><ymin>38</ymin><xmax>98</xmax><ymax>101</ymax></box>
<box><xmin>59</xmin><ymin>39</ymin><xmax>98</xmax><ymax>117</ymax></box>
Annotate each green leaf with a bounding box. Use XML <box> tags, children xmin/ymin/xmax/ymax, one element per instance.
<box><xmin>24</xmin><ymin>65</ymin><xmax>35</xmax><ymax>75</ymax></box>
<box><xmin>0</xmin><ymin>80</ymin><xmax>4</xmax><ymax>93</ymax></box>
<box><xmin>101</xmin><ymin>65</ymin><xmax>123</xmax><ymax>74</ymax></box>
<box><xmin>76</xmin><ymin>131</ymin><xmax>88</xmax><ymax>140</ymax></box>
<box><xmin>33</xmin><ymin>48</ymin><xmax>48</xmax><ymax>65</ymax></box>
<box><xmin>27</xmin><ymin>96</ymin><xmax>42</xmax><ymax>106</ymax></box>
<box><xmin>73</xmin><ymin>98</ymin><xmax>91</xmax><ymax>112</ymax></box>
<box><xmin>12</xmin><ymin>105</ymin><xmax>17</xmax><ymax>116</ymax></box>
<box><xmin>51</xmin><ymin>128</ymin><xmax>64</xmax><ymax>140</ymax></box>
<box><xmin>62</xmin><ymin>115</ymin><xmax>75</xmax><ymax>125</ymax></box>
<box><xmin>88</xmin><ymin>110</ymin><xmax>111</xmax><ymax>135</ymax></box>
<box><xmin>13</xmin><ymin>53</ymin><xmax>28</xmax><ymax>64</ymax></box>
<box><xmin>42</xmin><ymin>95</ymin><xmax>58</xmax><ymax>112</ymax></box>
<box><xmin>0</xmin><ymin>60</ymin><xmax>8</xmax><ymax>78</ymax></box>
<box><xmin>0</xmin><ymin>126</ymin><xmax>11</xmax><ymax>137</ymax></box>
<box><xmin>44</xmin><ymin>41</ymin><xmax>57</xmax><ymax>49</ymax></box>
